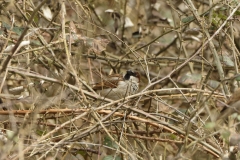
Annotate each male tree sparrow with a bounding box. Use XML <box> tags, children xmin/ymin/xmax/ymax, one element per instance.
<box><xmin>93</xmin><ymin>70</ymin><xmax>140</xmax><ymax>100</ymax></box>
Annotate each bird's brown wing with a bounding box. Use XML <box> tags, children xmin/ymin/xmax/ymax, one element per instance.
<box><xmin>93</xmin><ymin>75</ymin><xmax>123</xmax><ymax>90</ymax></box>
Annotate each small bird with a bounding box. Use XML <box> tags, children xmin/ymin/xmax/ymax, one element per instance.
<box><xmin>217</xmin><ymin>88</ymin><xmax>240</xmax><ymax>121</ymax></box>
<box><xmin>93</xmin><ymin>70</ymin><xmax>140</xmax><ymax>100</ymax></box>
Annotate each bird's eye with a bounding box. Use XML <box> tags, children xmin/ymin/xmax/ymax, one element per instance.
<box><xmin>128</xmin><ymin>70</ymin><xmax>134</xmax><ymax>75</ymax></box>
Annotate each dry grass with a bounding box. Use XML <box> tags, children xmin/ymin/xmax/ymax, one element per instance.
<box><xmin>0</xmin><ymin>0</ymin><xmax>240</xmax><ymax>159</ymax></box>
